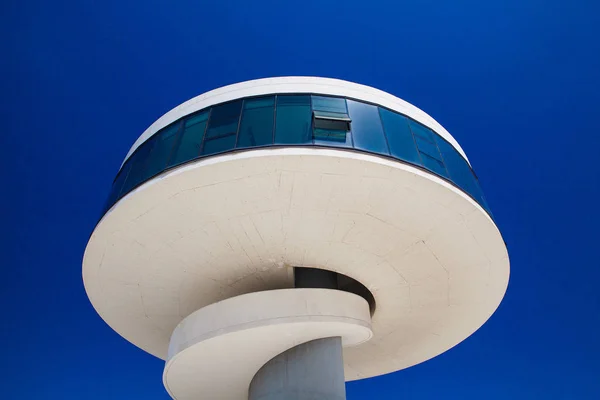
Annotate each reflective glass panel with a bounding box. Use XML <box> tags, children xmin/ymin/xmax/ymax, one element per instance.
<box><xmin>313</xmin><ymin>119</ymin><xmax>352</xmax><ymax>147</ymax></box>
<box><xmin>201</xmin><ymin>101</ymin><xmax>242</xmax><ymax>156</ymax></box>
<box><xmin>347</xmin><ymin>100</ymin><xmax>389</xmax><ymax>155</ymax></box>
<box><xmin>274</xmin><ymin>95</ymin><xmax>312</xmax><ymax>145</ymax></box>
<box><xmin>419</xmin><ymin>151</ymin><xmax>447</xmax><ymax>177</ymax></box>
<box><xmin>120</xmin><ymin>137</ymin><xmax>155</xmax><ymax>195</ymax></box>
<box><xmin>169</xmin><ymin>111</ymin><xmax>208</xmax><ymax>166</ymax></box>
<box><xmin>378</xmin><ymin>108</ymin><xmax>421</xmax><ymax>164</ymax></box>
<box><xmin>410</xmin><ymin>122</ymin><xmax>448</xmax><ymax>177</ymax></box>
<box><xmin>409</xmin><ymin>120</ymin><xmax>435</xmax><ymax>142</ymax></box>
<box><xmin>312</xmin><ymin>96</ymin><xmax>347</xmax><ymax>115</ymax></box>
<box><xmin>105</xmin><ymin>159</ymin><xmax>132</xmax><ymax>211</ymax></box>
<box><xmin>414</xmin><ymin>135</ymin><xmax>442</xmax><ymax>161</ymax></box>
<box><xmin>312</xmin><ymin>96</ymin><xmax>351</xmax><ymax>147</ymax></box>
<box><xmin>143</xmin><ymin>122</ymin><xmax>180</xmax><ymax>180</ymax></box>
<box><xmin>237</xmin><ymin>96</ymin><xmax>275</xmax><ymax>148</ymax></box>
<box><xmin>435</xmin><ymin>136</ymin><xmax>488</xmax><ymax>210</ymax></box>
<box><xmin>104</xmin><ymin>95</ymin><xmax>492</xmax><ymax>216</ymax></box>
<box><xmin>313</xmin><ymin>110</ymin><xmax>350</xmax><ymax>119</ymax></box>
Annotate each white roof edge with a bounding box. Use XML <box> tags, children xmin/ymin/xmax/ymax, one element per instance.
<box><xmin>122</xmin><ymin>76</ymin><xmax>470</xmax><ymax>166</ymax></box>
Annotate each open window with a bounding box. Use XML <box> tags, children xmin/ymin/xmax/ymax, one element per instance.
<box><xmin>313</xmin><ymin>111</ymin><xmax>351</xmax><ymax>142</ymax></box>
<box><xmin>311</xmin><ymin>96</ymin><xmax>352</xmax><ymax>145</ymax></box>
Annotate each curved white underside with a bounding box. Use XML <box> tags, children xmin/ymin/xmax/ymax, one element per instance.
<box><xmin>123</xmin><ymin>76</ymin><xmax>470</xmax><ymax>165</ymax></box>
<box><xmin>164</xmin><ymin>289</ymin><xmax>372</xmax><ymax>400</ymax></box>
<box><xmin>83</xmin><ymin>148</ymin><xmax>509</xmax><ymax>380</ymax></box>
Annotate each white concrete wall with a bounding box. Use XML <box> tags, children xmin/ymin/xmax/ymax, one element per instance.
<box><xmin>249</xmin><ymin>337</ymin><xmax>346</xmax><ymax>400</ymax></box>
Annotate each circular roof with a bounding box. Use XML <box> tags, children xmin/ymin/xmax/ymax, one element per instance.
<box><xmin>123</xmin><ymin>77</ymin><xmax>470</xmax><ymax>166</ymax></box>
<box><xmin>83</xmin><ymin>148</ymin><xmax>509</xmax><ymax>380</ymax></box>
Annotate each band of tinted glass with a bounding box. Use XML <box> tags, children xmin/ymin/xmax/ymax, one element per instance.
<box><xmin>104</xmin><ymin>94</ymin><xmax>491</xmax><ymax>217</ymax></box>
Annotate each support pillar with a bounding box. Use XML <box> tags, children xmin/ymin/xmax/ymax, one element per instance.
<box><xmin>249</xmin><ymin>337</ymin><xmax>346</xmax><ymax>400</ymax></box>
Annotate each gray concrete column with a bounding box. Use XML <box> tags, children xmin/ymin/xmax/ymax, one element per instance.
<box><xmin>249</xmin><ymin>337</ymin><xmax>346</xmax><ymax>400</ymax></box>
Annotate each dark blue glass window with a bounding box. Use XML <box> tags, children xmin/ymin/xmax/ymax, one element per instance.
<box><xmin>313</xmin><ymin>119</ymin><xmax>352</xmax><ymax>147</ymax></box>
<box><xmin>237</xmin><ymin>96</ymin><xmax>275</xmax><ymax>148</ymax></box>
<box><xmin>143</xmin><ymin>122</ymin><xmax>180</xmax><ymax>180</ymax></box>
<box><xmin>274</xmin><ymin>95</ymin><xmax>312</xmax><ymax>145</ymax></box>
<box><xmin>106</xmin><ymin>95</ymin><xmax>492</xmax><ymax>218</ymax></box>
<box><xmin>105</xmin><ymin>159</ymin><xmax>132</xmax><ymax>211</ymax></box>
<box><xmin>312</xmin><ymin>96</ymin><xmax>347</xmax><ymax>115</ymax></box>
<box><xmin>414</xmin><ymin>135</ymin><xmax>441</xmax><ymax>160</ymax></box>
<box><xmin>312</xmin><ymin>96</ymin><xmax>351</xmax><ymax>147</ymax></box>
<box><xmin>409</xmin><ymin>121</ymin><xmax>448</xmax><ymax>177</ymax></box>
<box><xmin>378</xmin><ymin>108</ymin><xmax>420</xmax><ymax>164</ymax></box>
<box><xmin>121</xmin><ymin>137</ymin><xmax>155</xmax><ymax>194</ymax></box>
<box><xmin>201</xmin><ymin>101</ymin><xmax>242</xmax><ymax>156</ymax></box>
<box><xmin>347</xmin><ymin>100</ymin><xmax>389</xmax><ymax>155</ymax></box>
<box><xmin>419</xmin><ymin>151</ymin><xmax>448</xmax><ymax>177</ymax></box>
<box><xmin>409</xmin><ymin>120</ymin><xmax>435</xmax><ymax>142</ymax></box>
<box><xmin>169</xmin><ymin>111</ymin><xmax>208</xmax><ymax>166</ymax></box>
<box><xmin>435</xmin><ymin>136</ymin><xmax>488</xmax><ymax>210</ymax></box>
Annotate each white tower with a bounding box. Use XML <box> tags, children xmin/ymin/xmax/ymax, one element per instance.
<box><xmin>83</xmin><ymin>77</ymin><xmax>509</xmax><ymax>399</ymax></box>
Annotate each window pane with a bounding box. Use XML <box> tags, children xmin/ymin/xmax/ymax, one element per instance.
<box><xmin>313</xmin><ymin>110</ymin><xmax>350</xmax><ymax>120</ymax></box>
<box><xmin>347</xmin><ymin>100</ymin><xmax>389</xmax><ymax>155</ymax></box>
<box><xmin>435</xmin><ymin>136</ymin><xmax>489</xmax><ymax>211</ymax></box>
<box><xmin>201</xmin><ymin>101</ymin><xmax>242</xmax><ymax>156</ymax></box>
<box><xmin>409</xmin><ymin>122</ymin><xmax>448</xmax><ymax>177</ymax></box>
<box><xmin>379</xmin><ymin>108</ymin><xmax>421</xmax><ymax>164</ymax></box>
<box><xmin>313</xmin><ymin>128</ymin><xmax>350</xmax><ymax>143</ymax></box>
<box><xmin>409</xmin><ymin>120</ymin><xmax>435</xmax><ymax>142</ymax></box>
<box><xmin>414</xmin><ymin>135</ymin><xmax>442</xmax><ymax>161</ymax></box>
<box><xmin>202</xmin><ymin>135</ymin><xmax>237</xmax><ymax>156</ymax></box>
<box><xmin>237</xmin><ymin>96</ymin><xmax>275</xmax><ymax>148</ymax></box>
<box><xmin>312</xmin><ymin>96</ymin><xmax>347</xmax><ymax>114</ymax></box>
<box><xmin>143</xmin><ymin>123</ymin><xmax>180</xmax><ymax>180</ymax></box>
<box><xmin>313</xmin><ymin>115</ymin><xmax>352</xmax><ymax>147</ymax></box>
<box><xmin>104</xmin><ymin>159</ymin><xmax>132</xmax><ymax>211</ymax></box>
<box><xmin>419</xmin><ymin>151</ymin><xmax>448</xmax><ymax>177</ymax></box>
<box><xmin>169</xmin><ymin>111</ymin><xmax>208</xmax><ymax>166</ymax></box>
<box><xmin>121</xmin><ymin>137</ymin><xmax>155</xmax><ymax>195</ymax></box>
<box><xmin>274</xmin><ymin>95</ymin><xmax>312</xmax><ymax>145</ymax></box>
<box><xmin>311</xmin><ymin>96</ymin><xmax>351</xmax><ymax>147</ymax></box>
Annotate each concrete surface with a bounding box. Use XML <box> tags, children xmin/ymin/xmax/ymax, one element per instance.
<box><xmin>249</xmin><ymin>337</ymin><xmax>346</xmax><ymax>400</ymax></box>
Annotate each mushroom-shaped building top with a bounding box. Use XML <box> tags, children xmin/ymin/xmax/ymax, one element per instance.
<box><xmin>83</xmin><ymin>77</ymin><xmax>509</xmax><ymax>400</ymax></box>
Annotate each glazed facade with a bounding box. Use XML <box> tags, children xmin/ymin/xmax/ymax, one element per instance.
<box><xmin>105</xmin><ymin>94</ymin><xmax>490</xmax><ymax>215</ymax></box>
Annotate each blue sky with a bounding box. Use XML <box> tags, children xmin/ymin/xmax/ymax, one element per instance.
<box><xmin>2</xmin><ymin>0</ymin><xmax>599</xmax><ymax>398</ymax></box>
